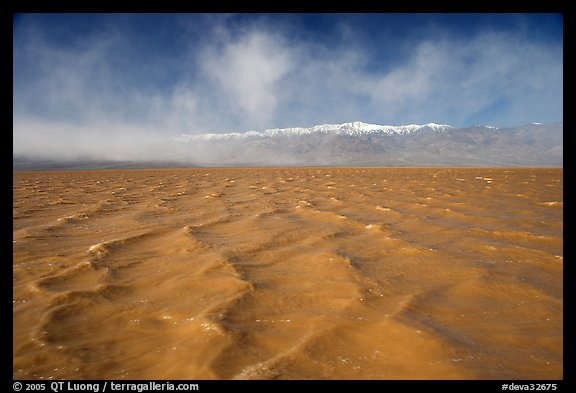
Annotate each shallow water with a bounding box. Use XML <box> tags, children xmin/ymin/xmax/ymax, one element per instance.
<box><xmin>13</xmin><ymin>168</ymin><xmax>562</xmax><ymax>379</ymax></box>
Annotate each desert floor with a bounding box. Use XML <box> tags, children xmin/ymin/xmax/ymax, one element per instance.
<box><xmin>13</xmin><ymin>168</ymin><xmax>562</xmax><ymax>379</ymax></box>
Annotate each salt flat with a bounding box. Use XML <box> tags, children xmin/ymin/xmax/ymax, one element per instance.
<box><xmin>13</xmin><ymin>168</ymin><xmax>563</xmax><ymax>379</ymax></box>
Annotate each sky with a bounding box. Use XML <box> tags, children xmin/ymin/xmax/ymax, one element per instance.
<box><xmin>13</xmin><ymin>13</ymin><xmax>563</xmax><ymax>160</ymax></box>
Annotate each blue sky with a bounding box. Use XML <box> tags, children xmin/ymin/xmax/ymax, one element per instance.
<box><xmin>13</xmin><ymin>13</ymin><xmax>562</xmax><ymax>158</ymax></box>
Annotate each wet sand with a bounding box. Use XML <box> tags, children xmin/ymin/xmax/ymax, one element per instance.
<box><xmin>13</xmin><ymin>168</ymin><xmax>562</xmax><ymax>380</ymax></box>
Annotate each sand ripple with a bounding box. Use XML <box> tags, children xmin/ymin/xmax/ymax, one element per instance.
<box><xmin>13</xmin><ymin>168</ymin><xmax>562</xmax><ymax>379</ymax></box>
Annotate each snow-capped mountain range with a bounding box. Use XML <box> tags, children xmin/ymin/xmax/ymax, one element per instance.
<box><xmin>164</xmin><ymin>121</ymin><xmax>562</xmax><ymax>167</ymax></box>
<box><xmin>13</xmin><ymin>121</ymin><xmax>563</xmax><ymax>169</ymax></box>
<box><xmin>171</xmin><ymin>121</ymin><xmax>454</xmax><ymax>142</ymax></box>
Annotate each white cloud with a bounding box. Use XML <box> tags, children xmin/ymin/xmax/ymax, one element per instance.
<box><xmin>13</xmin><ymin>15</ymin><xmax>562</xmax><ymax>162</ymax></box>
<box><xmin>13</xmin><ymin>118</ymin><xmax>164</xmax><ymax>161</ymax></box>
<box><xmin>200</xmin><ymin>30</ymin><xmax>294</xmax><ymax>128</ymax></box>
<box><xmin>359</xmin><ymin>41</ymin><xmax>446</xmax><ymax>114</ymax></box>
<box><xmin>349</xmin><ymin>31</ymin><xmax>562</xmax><ymax>126</ymax></box>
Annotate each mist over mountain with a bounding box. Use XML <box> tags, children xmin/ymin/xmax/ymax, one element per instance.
<box><xmin>162</xmin><ymin>121</ymin><xmax>563</xmax><ymax>167</ymax></box>
<box><xmin>13</xmin><ymin>121</ymin><xmax>562</xmax><ymax>170</ymax></box>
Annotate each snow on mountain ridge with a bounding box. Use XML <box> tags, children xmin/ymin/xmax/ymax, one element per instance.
<box><xmin>170</xmin><ymin>122</ymin><xmax>454</xmax><ymax>142</ymax></box>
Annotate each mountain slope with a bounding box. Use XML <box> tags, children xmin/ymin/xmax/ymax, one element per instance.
<box><xmin>166</xmin><ymin>122</ymin><xmax>562</xmax><ymax>167</ymax></box>
<box><xmin>13</xmin><ymin>122</ymin><xmax>562</xmax><ymax>170</ymax></box>
<box><xmin>171</xmin><ymin>122</ymin><xmax>453</xmax><ymax>142</ymax></box>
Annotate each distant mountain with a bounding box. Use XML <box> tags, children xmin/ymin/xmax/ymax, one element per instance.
<box><xmin>170</xmin><ymin>122</ymin><xmax>453</xmax><ymax>142</ymax></box>
<box><xmin>13</xmin><ymin>121</ymin><xmax>562</xmax><ymax>170</ymax></box>
<box><xmin>165</xmin><ymin>121</ymin><xmax>562</xmax><ymax>167</ymax></box>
